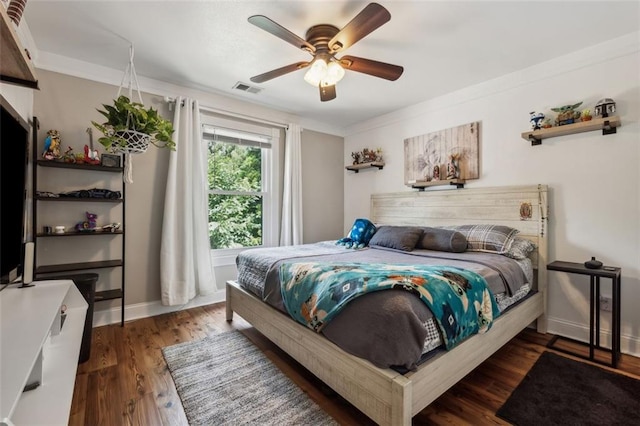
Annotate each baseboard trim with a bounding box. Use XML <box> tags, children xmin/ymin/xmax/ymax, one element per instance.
<box><xmin>547</xmin><ymin>316</ymin><xmax>639</xmax><ymax>358</ymax></box>
<box><xmin>92</xmin><ymin>290</ymin><xmax>226</xmax><ymax>327</ymax></box>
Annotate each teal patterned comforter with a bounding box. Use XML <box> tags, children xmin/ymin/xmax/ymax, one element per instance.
<box><xmin>279</xmin><ymin>262</ymin><xmax>501</xmax><ymax>350</ymax></box>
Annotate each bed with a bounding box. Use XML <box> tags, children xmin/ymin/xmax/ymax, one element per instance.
<box><xmin>226</xmin><ymin>184</ymin><xmax>548</xmax><ymax>425</ymax></box>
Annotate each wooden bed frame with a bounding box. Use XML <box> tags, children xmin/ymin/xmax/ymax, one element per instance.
<box><xmin>226</xmin><ymin>184</ymin><xmax>548</xmax><ymax>425</ymax></box>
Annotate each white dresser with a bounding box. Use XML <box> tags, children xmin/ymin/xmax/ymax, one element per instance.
<box><xmin>0</xmin><ymin>280</ymin><xmax>87</xmax><ymax>426</ymax></box>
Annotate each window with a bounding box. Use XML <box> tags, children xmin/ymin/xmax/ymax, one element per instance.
<box><xmin>201</xmin><ymin>115</ymin><xmax>279</xmax><ymax>256</ymax></box>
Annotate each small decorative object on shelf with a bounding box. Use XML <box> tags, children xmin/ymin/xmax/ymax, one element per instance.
<box><xmin>432</xmin><ymin>164</ymin><xmax>440</xmax><ymax>180</ymax></box>
<box><xmin>581</xmin><ymin>109</ymin><xmax>592</xmax><ymax>122</ymax></box>
<box><xmin>584</xmin><ymin>256</ymin><xmax>603</xmax><ymax>269</ymax></box>
<box><xmin>101</xmin><ymin>153</ymin><xmax>121</xmax><ymax>168</ymax></box>
<box><xmin>102</xmin><ymin>222</ymin><xmax>121</xmax><ymax>233</ymax></box>
<box><xmin>42</xmin><ymin>129</ymin><xmax>62</xmax><ymax>160</ymax></box>
<box><xmin>529</xmin><ymin>111</ymin><xmax>545</xmax><ymax>130</ymax></box>
<box><xmin>446</xmin><ymin>153</ymin><xmax>460</xmax><ymax>180</ymax></box>
<box><xmin>60</xmin><ymin>146</ymin><xmax>75</xmax><ymax>163</ymax></box>
<box><xmin>594</xmin><ymin>98</ymin><xmax>616</xmax><ymax>118</ymax></box>
<box><xmin>351</xmin><ymin>147</ymin><xmax>383</xmax><ymax>165</ymax></box>
<box><xmin>75</xmin><ymin>212</ymin><xmax>98</xmax><ymax>232</ymax></box>
<box><xmin>551</xmin><ymin>101</ymin><xmax>582</xmax><ymax>126</ymax></box>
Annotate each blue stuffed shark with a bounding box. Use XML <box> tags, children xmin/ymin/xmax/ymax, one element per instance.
<box><xmin>336</xmin><ymin>218</ymin><xmax>377</xmax><ymax>249</ymax></box>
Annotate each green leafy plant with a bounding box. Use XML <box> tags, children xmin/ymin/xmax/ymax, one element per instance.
<box><xmin>92</xmin><ymin>95</ymin><xmax>175</xmax><ymax>151</ymax></box>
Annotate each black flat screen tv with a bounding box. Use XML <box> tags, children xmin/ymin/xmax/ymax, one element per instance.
<box><xmin>0</xmin><ymin>100</ymin><xmax>29</xmax><ymax>284</ymax></box>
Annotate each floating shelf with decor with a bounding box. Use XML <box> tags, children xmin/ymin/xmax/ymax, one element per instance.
<box><xmin>345</xmin><ymin>161</ymin><xmax>385</xmax><ymax>173</ymax></box>
<box><xmin>409</xmin><ymin>179</ymin><xmax>465</xmax><ymax>190</ymax></box>
<box><xmin>522</xmin><ymin>116</ymin><xmax>621</xmax><ymax>146</ymax></box>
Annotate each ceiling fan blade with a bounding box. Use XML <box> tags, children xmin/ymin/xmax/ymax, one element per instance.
<box><xmin>328</xmin><ymin>3</ymin><xmax>391</xmax><ymax>53</ymax></box>
<box><xmin>248</xmin><ymin>15</ymin><xmax>316</xmax><ymax>53</ymax></box>
<box><xmin>319</xmin><ymin>84</ymin><xmax>336</xmax><ymax>102</ymax></box>
<box><xmin>339</xmin><ymin>55</ymin><xmax>403</xmax><ymax>81</ymax></box>
<box><xmin>250</xmin><ymin>62</ymin><xmax>310</xmax><ymax>83</ymax></box>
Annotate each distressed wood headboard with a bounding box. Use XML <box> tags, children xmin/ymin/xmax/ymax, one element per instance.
<box><xmin>371</xmin><ymin>184</ymin><xmax>549</xmax><ymax>329</ymax></box>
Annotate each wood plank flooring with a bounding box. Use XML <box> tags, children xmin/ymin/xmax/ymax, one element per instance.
<box><xmin>70</xmin><ymin>303</ymin><xmax>640</xmax><ymax>425</ymax></box>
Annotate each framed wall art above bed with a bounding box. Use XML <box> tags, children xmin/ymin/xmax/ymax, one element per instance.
<box><xmin>404</xmin><ymin>121</ymin><xmax>480</xmax><ymax>185</ymax></box>
<box><xmin>227</xmin><ymin>184</ymin><xmax>548</xmax><ymax>426</ymax></box>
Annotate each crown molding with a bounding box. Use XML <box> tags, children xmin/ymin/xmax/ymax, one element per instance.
<box><xmin>344</xmin><ymin>31</ymin><xmax>640</xmax><ymax>137</ymax></box>
<box><xmin>34</xmin><ymin>50</ymin><xmax>345</xmax><ymax>137</ymax></box>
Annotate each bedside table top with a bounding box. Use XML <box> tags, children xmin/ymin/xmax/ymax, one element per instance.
<box><xmin>547</xmin><ymin>260</ymin><xmax>621</xmax><ymax>278</ymax></box>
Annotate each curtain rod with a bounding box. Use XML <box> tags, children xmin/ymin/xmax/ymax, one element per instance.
<box><xmin>164</xmin><ymin>96</ymin><xmax>288</xmax><ymax>130</ymax></box>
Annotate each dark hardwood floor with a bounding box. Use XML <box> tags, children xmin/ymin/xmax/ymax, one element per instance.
<box><xmin>70</xmin><ymin>303</ymin><xmax>640</xmax><ymax>425</ymax></box>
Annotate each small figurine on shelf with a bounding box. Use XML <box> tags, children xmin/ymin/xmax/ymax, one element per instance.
<box><xmin>551</xmin><ymin>101</ymin><xmax>582</xmax><ymax>126</ymax></box>
<box><xmin>446</xmin><ymin>153</ymin><xmax>460</xmax><ymax>180</ymax></box>
<box><xmin>581</xmin><ymin>109</ymin><xmax>592</xmax><ymax>122</ymax></box>
<box><xmin>101</xmin><ymin>222</ymin><xmax>121</xmax><ymax>233</ymax></box>
<box><xmin>42</xmin><ymin>130</ymin><xmax>62</xmax><ymax>160</ymax></box>
<box><xmin>432</xmin><ymin>164</ymin><xmax>440</xmax><ymax>181</ymax></box>
<box><xmin>362</xmin><ymin>148</ymin><xmax>377</xmax><ymax>163</ymax></box>
<box><xmin>594</xmin><ymin>98</ymin><xmax>616</xmax><ymax>118</ymax></box>
<box><xmin>75</xmin><ymin>212</ymin><xmax>98</xmax><ymax>232</ymax></box>
<box><xmin>60</xmin><ymin>146</ymin><xmax>76</xmax><ymax>163</ymax></box>
<box><xmin>375</xmin><ymin>148</ymin><xmax>383</xmax><ymax>162</ymax></box>
<box><xmin>351</xmin><ymin>151</ymin><xmax>362</xmax><ymax>165</ymax></box>
<box><xmin>542</xmin><ymin>119</ymin><xmax>553</xmax><ymax>129</ymax></box>
<box><xmin>529</xmin><ymin>111</ymin><xmax>545</xmax><ymax>130</ymax></box>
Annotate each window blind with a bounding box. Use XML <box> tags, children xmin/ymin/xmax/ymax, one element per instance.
<box><xmin>202</xmin><ymin>125</ymin><xmax>271</xmax><ymax>149</ymax></box>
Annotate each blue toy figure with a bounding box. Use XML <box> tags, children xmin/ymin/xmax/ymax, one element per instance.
<box><xmin>529</xmin><ymin>112</ymin><xmax>545</xmax><ymax>130</ymax></box>
<box><xmin>336</xmin><ymin>218</ymin><xmax>377</xmax><ymax>249</ymax></box>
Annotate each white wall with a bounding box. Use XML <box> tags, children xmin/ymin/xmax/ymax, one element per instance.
<box><xmin>343</xmin><ymin>33</ymin><xmax>640</xmax><ymax>356</ymax></box>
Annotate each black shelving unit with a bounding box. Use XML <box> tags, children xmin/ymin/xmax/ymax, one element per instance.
<box><xmin>31</xmin><ymin>117</ymin><xmax>126</xmax><ymax>326</ymax></box>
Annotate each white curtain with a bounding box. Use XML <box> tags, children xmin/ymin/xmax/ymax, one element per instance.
<box><xmin>280</xmin><ymin>123</ymin><xmax>303</xmax><ymax>246</ymax></box>
<box><xmin>160</xmin><ymin>97</ymin><xmax>216</xmax><ymax>306</ymax></box>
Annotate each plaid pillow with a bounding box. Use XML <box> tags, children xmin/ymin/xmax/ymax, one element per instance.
<box><xmin>451</xmin><ymin>224</ymin><xmax>520</xmax><ymax>254</ymax></box>
<box><xmin>504</xmin><ymin>237</ymin><xmax>537</xmax><ymax>260</ymax></box>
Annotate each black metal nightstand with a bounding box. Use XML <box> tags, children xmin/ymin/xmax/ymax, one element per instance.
<box><xmin>546</xmin><ymin>261</ymin><xmax>621</xmax><ymax>368</ymax></box>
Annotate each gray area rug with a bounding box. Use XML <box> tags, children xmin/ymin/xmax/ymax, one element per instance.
<box><xmin>497</xmin><ymin>351</ymin><xmax>640</xmax><ymax>425</ymax></box>
<box><xmin>162</xmin><ymin>330</ymin><xmax>337</xmax><ymax>425</ymax></box>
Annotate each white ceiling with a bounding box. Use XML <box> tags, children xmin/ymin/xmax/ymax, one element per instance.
<box><xmin>24</xmin><ymin>1</ymin><xmax>640</xmax><ymax>130</ymax></box>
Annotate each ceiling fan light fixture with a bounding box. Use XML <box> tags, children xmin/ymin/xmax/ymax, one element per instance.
<box><xmin>323</xmin><ymin>61</ymin><xmax>345</xmax><ymax>85</ymax></box>
<box><xmin>303</xmin><ymin>58</ymin><xmax>328</xmax><ymax>86</ymax></box>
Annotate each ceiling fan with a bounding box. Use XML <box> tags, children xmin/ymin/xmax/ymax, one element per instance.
<box><xmin>248</xmin><ymin>2</ymin><xmax>404</xmax><ymax>102</ymax></box>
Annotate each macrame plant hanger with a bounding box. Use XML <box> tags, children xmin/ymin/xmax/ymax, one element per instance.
<box><xmin>115</xmin><ymin>44</ymin><xmax>149</xmax><ymax>184</ymax></box>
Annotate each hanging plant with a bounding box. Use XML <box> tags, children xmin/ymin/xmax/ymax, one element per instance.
<box><xmin>92</xmin><ymin>95</ymin><xmax>175</xmax><ymax>153</ymax></box>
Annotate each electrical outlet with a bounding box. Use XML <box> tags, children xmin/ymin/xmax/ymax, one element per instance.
<box><xmin>599</xmin><ymin>296</ymin><xmax>612</xmax><ymax>312</ymax></box>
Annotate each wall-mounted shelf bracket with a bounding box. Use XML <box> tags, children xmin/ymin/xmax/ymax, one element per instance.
<box><xmin>410</xmin><ymin>179</ymin><xmax>465</xmax><ymax>191</ymax></box>
<box><xmin>345</xmin><ymin>161</ymin><xmax>385</xmax><ymax>173</ymax></box>
<box><xmin>528</xmin><ymin>135</ymin><xmax>542</xmax><ymax>146</ymax></box>
<box><xmin>602</xmin><ymin>120</ymin><xmax>617</xmax><ymax>135</ymax></box>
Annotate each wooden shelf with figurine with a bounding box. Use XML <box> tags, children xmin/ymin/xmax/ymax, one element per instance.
<box><xmin>524</xmin><ymin>99</ymin><xmax>620</xmax><ymax>146</ymax></box>
<box><xmin>346</xmin><ymin>147</ymin><xmax>384</xmax><ymax>173</ymax></box>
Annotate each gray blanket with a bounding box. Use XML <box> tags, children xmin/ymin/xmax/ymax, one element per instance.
<box><xmin>236</xmin><ymin>242</ymin><xmax>529</xmax><ymax>370</ymax></box>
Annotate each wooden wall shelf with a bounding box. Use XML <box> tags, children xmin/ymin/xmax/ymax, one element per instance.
<box><xmin>521</xmin><ymin>116</ymin><xmax>621</xmax><ymax>146</ymax></box>
<box><xmin>409</xmin><ymin>179</ymin><xmax>465</xmax><ymax>190</ymax></box>
<box><xmin>345</xmin><ymin>161</ymin><xmax>385</xmax><ymax>173</ymax></box>
<box><xmin>0</xmin><ymin>6</ymin><xmax>38</xmax><ymax>88</ymax></box>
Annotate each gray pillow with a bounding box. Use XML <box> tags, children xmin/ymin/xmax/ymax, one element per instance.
<box><xmin>369</xmin><ymin>226</ymin><xmax>423</xmax><ymax>251</ymax></box>
<box><xmin>504</xmin><ymin>237</ymin><xmax>537</xmax><ymax>260</ymax></box>
<box><xmin>417</xmin><ymin>227</ymin><xmax>467</xmax><ymax>252</ymax></box>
